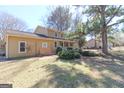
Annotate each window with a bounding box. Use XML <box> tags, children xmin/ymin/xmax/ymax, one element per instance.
<box><xmin>55</xmin><ymin>42</ymin><xmax>57</xmax><ymax>47</ymax></box>
<box><xmin>42</xmin><ymin>42</ymin><xmax>48</xmax><ymax>48</ymax></box>
<box><xmin>55</xmin><ymin>32</ymin><xmax>57</xmax><ymax>37</ymax></box>
<box><xmin>65</xmin><ymin>42</ymin><xmax>68</xmax><ymax>47</ymax></box>
<box><xmin>70</xmin><ymin>43</ymin><xmax>73</xmax><ymax>47</ymax></box>
<box><xmin>60</xmin><ymin>41</ymin><xmax>63</xmax><ymax>47</ymax></box>
<box><xmin>19</xmin><ymin>41</ymin><xmax>26</xmax><ymax>53</ymax></box>
<box><xmin>61</xmin><ymin>34</ymin><xmax>63</xmax><ymax>38</ymax></box>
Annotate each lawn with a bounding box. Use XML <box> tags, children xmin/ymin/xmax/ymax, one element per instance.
<box><xmin>0</xmin><ymin>47</ymin><xmax>124</xmax><ymax>88</ymax></box>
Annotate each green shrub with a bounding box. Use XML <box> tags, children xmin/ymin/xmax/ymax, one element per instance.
<box><xmin>58</xmin><ymin>50</ymin><xmax>73</xmax><ymax>59</ymax></box>
<box><xmin>81</xmin><ymin>51</ymin><xmax>99</xmax><ymax>57</ymax></box>
<box><xmin>81</xmin><ymin>51</ymin><xmax>90</xmax><ymax>56</ymax></box>
<box><xmin>58</xmin><ymin>49</ymin><xmax>80</xmax><ymax>59</ymax></box>
<box><xmin>68</xmin><ymin>50</ymin><xmax>75</xmax><ymax>59</ymax></box>
<box><xmin>74</xmin><ymin>48</ymin><xmax>79</xmax><ymax>52</ymax></box>
<box><xmin>74</xmin><ymin>48</ymin><xmax>83</xmax><ymax>54</ymax></box>
<box><xmin>67</xmin><ymin>47</ymin><xmax>73</xmax><ymax>50</ymax></box>
<box><xmin>56</xmin><ymin>46</ymin><xmax>63</xmax><ymax>54</ymax></box>
<box><xmin>74</xmin><ymin>52</ymin><xmax>80</xmax><ymax>58</ymax></box>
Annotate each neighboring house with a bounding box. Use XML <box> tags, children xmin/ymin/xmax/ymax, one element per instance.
<box><xmin>5</xmin><ymin>26</ymin><xmax>75</xmax><ymax>58</ymax></box>
<box><xmin>85</xmin><ymin>39</ymin><xmax>102</xmax><ymax>49</ymax></box>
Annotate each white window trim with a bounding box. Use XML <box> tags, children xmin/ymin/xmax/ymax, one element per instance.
<box><xmin>42</xmin><ymin>42</ymin><xmax>48</xmax><ymax>48</ymax></box>
<box><xmin>18</xmin><ymin>41</ymin><xmax>27</xmax><ymax>53</ymax></box>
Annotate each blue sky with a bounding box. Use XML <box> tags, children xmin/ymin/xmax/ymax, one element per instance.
<box><xmin>0</xmin><ymin>6</ymin><xmax>49</xmax><ymax>31</ymax></box>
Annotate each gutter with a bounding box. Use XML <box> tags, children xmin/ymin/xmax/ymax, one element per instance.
<box><xmin>7</xmin><ymin>34</ymin><xmax>75</xmax><ymax>42</ymax></box>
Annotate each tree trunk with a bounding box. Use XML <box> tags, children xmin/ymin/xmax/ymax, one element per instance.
<box><xmin>112</xmin><ymin>43</ymin><xmax>115</xmax><ymax>47</ymax></box>
<box><xmin>78</xmin><ymin>40</ymin><xmax>82</xmax><ymax>50</ymax></box>
<box><xmin>100</xmin><ymin>6</ymin><xmax>108</xmax><ymax>54</ymax></box>
<box><xmin>101</xmin><ymin>27</ymin><xmax>108</xmax><ymax>54</ymax></box>
<box><xmin>94</xmin><ymin>34</ymin><xmax>97</xmax><ymax>48</ymax></box>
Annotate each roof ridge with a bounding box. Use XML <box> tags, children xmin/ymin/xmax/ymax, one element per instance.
<box><xmin>7</xmin><ymin>30</ymin><xmax>34</xmax><ymax>34</ymax></box>
<box><xmin>36</xmin><ymin>25</ymin><xmax>64</xmax><ymax>33</ymax></box>
<box><xmin>6</xmin><ymin>30</ymin><xmax>72</xmax><ymax>41</ymax></box>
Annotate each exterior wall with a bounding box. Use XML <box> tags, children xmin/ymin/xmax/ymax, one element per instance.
<box><xmin>85</xmin><ymin>39</ymin><xmax>102</xmax><ymax>48</ymax></box>
<box><xmin>36</xmin><ymin>39</ymin><xmax>55</xmax><ymax>56</ymax></box>
<box><xmin>73</xmin><ymin>42</ymin><xmax>79</xmax><ymax>49</ymax></box>
<box><xmin>7</xmin><ymin>36</ymin><xmax>55</xmax><ymax>58</ymax></box>
<box><xmin>34</xmin><ymin>26</ymin><xmax>64</xmax><ymax>39</ymax></box>
<box><xmin>86</xmin><ymin>40</ymin><xmax>95</xmax><ymax>48</ymax></box>
<box><xmin>47</xmin><ymin>29</ymin><xmax>64</xmax><ymax>38</ymax></box>
<box><xmin>48</xmin><ymin>29</ymin><xmax>56</xmax><ymax>37</ymax></box>
<box><xmin>57</xmin><ymin>32</ymin><xmax>64</xmax><ymax>38</ymax></box>
<box><xmin>34</xmin><ymin>26</ymin><xmax>48</xmax><ymax>36</ymax></box>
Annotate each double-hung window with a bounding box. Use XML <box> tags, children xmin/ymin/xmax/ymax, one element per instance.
<box><xmin>19</xmin><ymin>41</ymin><xmax>26</xmax><ymax>53</ymax></box>
<box><xmin>42</xmin><ymin>42</ymin><xmax>48</xmax><ymax>48</ymax></box>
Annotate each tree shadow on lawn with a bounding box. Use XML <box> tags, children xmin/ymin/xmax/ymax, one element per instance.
<box><xmin>80</xmin><ymin>56</ymin><xmax>124</xmax><ymax>87</ymax></box>
<box><xmin>31</xmin><ymin>57</ymin><xmax>124</xmax><ymax>88</ymax></box>
<box><xmin>30</xmin><ymin>52</ymin><xmax>124</xmax><ymax>88</ymax></box>
<box><xmin>31</xmin><ymin>64</ymin><xmax>98</xmax><ymax>88</ymax></box>
<box><xmin>107</xmin><ymin>53</ymin><xmax>124</xmax><ymax>61</ymax></box>
<box><xmin>54</xmin><ymin>57</ymin><xmax>82</xmax><ymax>65</ymax></box>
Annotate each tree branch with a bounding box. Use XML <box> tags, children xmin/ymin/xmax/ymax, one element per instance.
<box><xmin>107</xmin><ymin>20</ymin><xmax>124</xmax><ymax>28</ymax></box>
<box><xmin>96</xmin><ymin>6</ymin><xmax>101</xmax><ymax>13</ymax></box>
<box><xmin>106</xmin><ymin>5</ymin><xmax>122</xmax><ymax>25</ymax></box>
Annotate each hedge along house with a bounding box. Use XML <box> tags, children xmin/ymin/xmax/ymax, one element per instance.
<box><xmin>5</xmin><ymin>26</ymin><xmax>76</xmax><ymax>58</ymax></box>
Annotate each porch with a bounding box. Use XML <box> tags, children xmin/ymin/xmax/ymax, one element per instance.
<box><xmin>54</xmin><ymin>40</ymin><xmax>74</xmax><ymax>48</ymax></box>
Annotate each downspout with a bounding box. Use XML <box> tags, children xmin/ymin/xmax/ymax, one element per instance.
<box><xmin>6</xmin><ymin>35</ymin><xmax>8</xmax><ymax>58</ymax></box>
<box><xmin>35</xmin><ymin>40</ymin><xmax>37</xmax><ymax>56</ymax></box>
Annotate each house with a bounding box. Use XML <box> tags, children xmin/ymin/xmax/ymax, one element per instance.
<box><xmin>5</xmin><ymin>26</ymin><xmax>76</xmax><ymax>58</ymax></box>
<box><xmin>85</xmin><ymin>39</ymin><xmax>102</xmax><ymax>49</ymax></box>
<box><xmin>0</xmin><ymin>40</ymin><xmax>5</xmax><ymax>56</ymax></box>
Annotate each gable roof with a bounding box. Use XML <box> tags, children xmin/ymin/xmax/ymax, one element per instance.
<box><xmin>34</xmin><ymin>25</ymin><xmax>64</xmax><ymax>34</ymax></box>
<box><xmin>35</xmin><ymin>33</ymin><xmax>65</xmax><ymax>40</ymax></box>
<box><xmin>6</xmin><ymin>30</ymin><xmax>74</xmax><ymax>42</ymax></box>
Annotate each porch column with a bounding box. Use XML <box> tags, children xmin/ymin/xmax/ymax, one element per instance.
<box><xmin>69</xmin><ymin>42</ymin><xmax>71</xmax><ymax>47</ymax></box>
<box><xmin>61</xmin><ymin>41</ymin><xmax>64</xmax><ymax>47</ymax></box>
<box><xmin>58</xmin><ymin>41</ymin><xmax>60</xmax><ymax>47</ymax></box>
<box><xmin>56</xmin><ymin>41</ymin><xmax>59</xmax><ymax>47</ymax></box>
<box><xmin>66</xmin><ymin>42</ymin><xmax>69</xmax><ymax>47</ymax></box>
<box><xmin>64</xmin><ymin>41</ymin><xmax>66</xmax><ymax>47</ymax></box>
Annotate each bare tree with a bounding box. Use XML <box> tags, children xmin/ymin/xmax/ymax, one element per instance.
<box><xmin>71</xmin><ymin>7</ymin><xmax>82</xmax><ymax>31</ymax></box>
<box><xmin>46</xmin><ymin>6</ymin><xmax>72</xmax><ymax>31</ymax></box>
<box><xmin>0</xmin><ymin>12</ymin><xmax>27</xmax><ymax>40</ymax></box>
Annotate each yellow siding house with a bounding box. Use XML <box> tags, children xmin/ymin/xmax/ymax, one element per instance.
<box><xmin>5</xmin><ymin>26</ymin><xmax>75</xmax><ymax>58</ymax></box>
